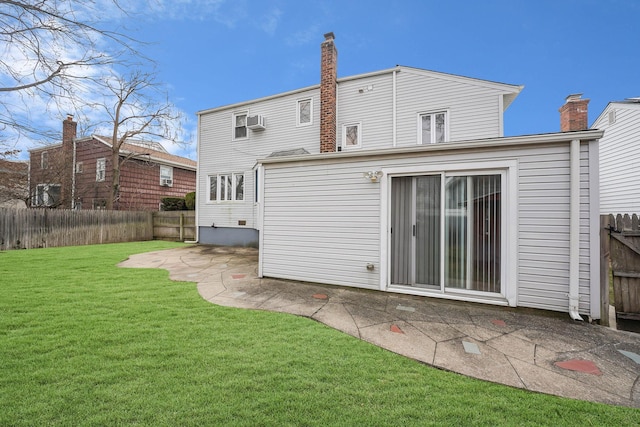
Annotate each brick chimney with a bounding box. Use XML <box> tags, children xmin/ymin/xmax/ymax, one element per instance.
<box><xmin>320</xmin><ymin>32</ymin><xmax>337</xmax><ymax>153</ymax></box>
<box><xmin>61</xmin><ymin>115</ymin><xmax>77</xmax><ymax>209</ymax></box>
<box><xmin>559</xmin><ymin>94</ymin><xmax>589</xmax><ymax>132</ymax></box>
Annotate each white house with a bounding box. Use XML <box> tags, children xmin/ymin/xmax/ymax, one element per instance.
<box><xmin>591</xmin><ymin>98</ymin><xmax>640</xmax><ymax>214</ymax></box>
<box><xmin>197</xmin><ymin>33</ymin><xmax>603</xmax><ymax>320</ymax></box>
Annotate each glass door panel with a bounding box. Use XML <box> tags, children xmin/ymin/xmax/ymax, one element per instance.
<box><xmin>390</xmin><ymin>177</ymin><xmax>412</xmax><ymax>286</ymax></box>
<box><xmin>445</xmin><ymin>175</ymin><xmax>501</xmax><ymax>293</ymax></box>
<box><xmin>415</xmin><ymin>176</ymin><xmax>441</xmax><ymax>287</ymax></box>
<box><xmin>391</xmin><ymin>173</ymin><xmax>501</xmax><ymax>295</ymax></box>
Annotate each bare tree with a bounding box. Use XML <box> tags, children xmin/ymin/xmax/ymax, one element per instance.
<box><xmin>0</xmin><ymin>0</ymin><xmax>141</xmax><ymax>156</ymax></box>
<box><xmin>94</xmin><ymin>69</ymin><xmax>183</xmax><ymax>210</ymax></box>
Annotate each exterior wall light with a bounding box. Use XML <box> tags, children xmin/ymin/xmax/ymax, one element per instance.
<box><xmin>364</xmin><ymin>170</ymin><xmax>383</xmax><ymax>182</ymax></box>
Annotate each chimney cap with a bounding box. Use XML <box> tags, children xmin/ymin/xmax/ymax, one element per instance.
<box><xmin>323</xmin><ymin>32</ymin><xmax>335</xmax><ymax>41</ymax></box>
<box><xmin>565</xmin><ymin>93</ymin><xmax>584</xmax><ymax>103</ymax></box>
<box><xmin>66</xmin><ymin>114</ymin><xmax>74</xmax><ymax>121</ymax></box>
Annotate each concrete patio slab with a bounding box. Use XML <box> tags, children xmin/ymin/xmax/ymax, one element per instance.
<box><xmin>119</xmin><ymin>245</ymin><xmax>640</xmax><ymax>408</ymax></box>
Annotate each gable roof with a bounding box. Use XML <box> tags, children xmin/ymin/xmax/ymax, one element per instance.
<box><xmin>91</xmin><ymin>135</ymin><xmax>196</xmax><ymax>170</ymax></box>
<box><xmin>197</xmin><ymin>65</ymin><xmax>523</xmax><ymax>115</ymax></box>
<box><xmin>591</xmin><ymin>97</ymin><xmax>640</xmax><ymax>127</ymax></box>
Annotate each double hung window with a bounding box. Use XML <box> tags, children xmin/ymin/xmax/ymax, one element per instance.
<box><xmin>35</xmin><ymin>184</ymin><xmax>61</xmax><ymax>207</ymax></box>
<box><xmin>160</xmin><ymin>166</ymin><xmax>173</xmax><ymax>186</ymax></box>
<box><xmin>96</xmin><ymin>158</ymin><xmax>106</xmax><ymax>182</ymax></box>
<box><xmin>41</xmin><ymin>152</ymin><xmax>49</xmax><ymax>169</ymax></box>
<box><xmin>233</xmin><ymin>113</ymin><xmax>248</xmax><ymax>140</ymax></box>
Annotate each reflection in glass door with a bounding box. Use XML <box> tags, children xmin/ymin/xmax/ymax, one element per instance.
<box><xmin>390</xmin><ymin>175</ymin><xmax>441</xmax><ymax>288</ymax></box>
<box><xmin>390</xmin><ymin>174</ymin><xmax>502</xmax><ymax>295</ymax></box>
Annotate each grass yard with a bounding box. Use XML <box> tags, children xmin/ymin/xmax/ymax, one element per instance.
<box><xmin>1</xmin><ymin>242</ymin><xmax>638</xmax><ymax>426</ymax></box>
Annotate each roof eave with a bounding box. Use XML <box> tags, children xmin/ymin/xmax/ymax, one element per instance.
<box><xmin>259</xmin><ymin>130</ymin><xmax>604</xmax><ymax>165</ymax></box>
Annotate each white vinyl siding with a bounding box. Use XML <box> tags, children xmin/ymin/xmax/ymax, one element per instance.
<box><xmin>262</xmin><ymin>161</ymin><xmax>381</xmax><ymax>290</ymax></box>
<box><xmin>261</xmin><ymin>140</ymin><xmax>596</xmax><ymax>315</ymax></box>
<box><xmin>593</xmin><ymin>104</ymin><xmax>640</xmax><ymax>214</ymax></box>
<box><xmin>197</xmin><ymin>68</ymin><xmax>520</xmax><ymax>231</ymax></box>
<box><xmin>395</xmin><ymin>70</ymin><xmax>505</xmax><ymax>145</ymax></box>
<box><xmin>198</xmin><ymin>88</ymin><xmax>319</xmax><ymax>228</ymax></box>
<box><xmin>337</xmin><ymin>74</ymin><xmax>394</xmax><ymax>150</ymax></box>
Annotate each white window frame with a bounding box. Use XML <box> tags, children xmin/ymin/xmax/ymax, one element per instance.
<box><xmin>417</xmin><ymin>110</ymin><xmax>449</xmax><ymax>145</ymax></box>
<box><xmin>208</xmin><ymin>172</ymin><xmax>245</xmax><ymax>202</ymax></box>
<box><xmin>341</xmin><ymin>122</ymin><xmax>362</xmax><ymax>150</ymax></box>
<box><xmin>232</xmin><ymin>112</ymin><xmax>248</xmax><ymax>141</ymax></box>
<box><xmin>160</xmin><ymin>165</ymin><xmax>173</xmax><ymax>186</ymax></box>
<box><xmin>380</xmin><ymin>159</ymin><xmax>517</xmax><ymax>307</ymax></box>
<box><xmin>96</xmin><ymin>158</ymin><xmax>106</xmax><ymax>182</ymax></box>
<box><xmin>296</xmin><ymin>98</ymin><xmax>313</xmax><ymax>127</ymax></box>
<box><xmin>34</xmin><ymin>183</ymin><xmax>61</xmax><ymax>207</ymax></box>
<box><xmin>75</xmin><ymin>162</ymin><xmax>83</xmax><ymax>174</ymax></box>
<box><xmin>41</xmin><ymin>151</ymin><xmax>48</xmax><ymax>169</ymax></box>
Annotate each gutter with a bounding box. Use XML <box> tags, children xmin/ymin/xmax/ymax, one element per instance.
<box><xmin>259</xmin><ymin>129</ymin><xmax>605</xmax><ymax>165</ymax></box>
<box><xmin>569</xmin><ymin>138</ymin><xmax>583</xmax><ymax>321</ymax></box>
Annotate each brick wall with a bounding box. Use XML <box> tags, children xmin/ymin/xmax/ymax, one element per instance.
<box><xmin>74</xmin><ymin>137</ymin><xmax>196</xmax><ymax>211</ymax></box>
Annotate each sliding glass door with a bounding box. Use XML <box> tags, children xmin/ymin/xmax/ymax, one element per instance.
<box><xmin>390</xmin><ymin>173</ymin><xmax>502</xmax><ymax>295</ymax></box>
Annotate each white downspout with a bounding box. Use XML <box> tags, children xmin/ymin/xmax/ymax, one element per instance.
<box><xmin>569</xmin><ymin>138</ymin><xmax>583</xmax><ymax>321</ymax></box>
<box><xmin>392</xmin><ymin>69</ymin><xmax>397</xmax><ymax>147</ymax></box>
<box><xmin>195</xmin><ymin>114</ymin><xmax>201</xmax><ymax>243</ymax></box>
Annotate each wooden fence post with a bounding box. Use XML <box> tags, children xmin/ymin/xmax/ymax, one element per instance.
<box><xmin>599</xmin><ymin>214</ymin><xmax>610</xmax><ymax>327</ymax></box>
<box><xmin>179</xmin><ymin>213</ymin><xmax>184</xmax><ymax>242</ymax></box>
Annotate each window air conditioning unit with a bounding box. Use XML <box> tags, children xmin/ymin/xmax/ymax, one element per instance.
<box><xmin>247</xmin><ymin>114</ymin><xmax>266</xmax><ymax>130</ymax></box>
<box><xmin>161</xmin><ymin>178</ymin><xmax>173</xmax><ymax>186</ymax></box>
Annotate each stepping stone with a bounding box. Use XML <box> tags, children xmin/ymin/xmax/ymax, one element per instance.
<box><xmin>231</xmin><ymin>274</ymin><xmax>246</xmax><ymax>279</ymax></box>
<box><xmin>390</xmin><ymin>324</ymin><xmax>404</xmax><ymax>334</ymax></box>
<box><xmin>618</xmin><ymin>350</ymin><xmax>640</xmax><ymax>365</ymax></box>
<box><xmin>396</xmin><ymin>304</ymin><xmax>416</xmax><ymax>312</ymax></box>
<box><xmin>491</xmin><ymin>319</ymin><xmax>507</xmax><ymax>327</ymax></box>
<box><xmin>313</xmin><ymin>293</ymin><xmax>328</xmax><ymax>300</ymax></box>
<box><xmin>462</xmin><ymin>341</ymin><xmax>481</xmax><ymax>355</ymax></box>
<box><xmin>554</xmin><ymin>359</ymin><xmax>602</xmax><ymax>376</ymax></box>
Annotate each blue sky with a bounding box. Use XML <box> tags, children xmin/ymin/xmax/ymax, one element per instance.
<box><xmin>8</xmin><ymin>0</ymin><xmax>640</xmax><ymax>160</ymax></box>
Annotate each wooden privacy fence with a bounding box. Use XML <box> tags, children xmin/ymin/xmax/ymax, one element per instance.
<box><xmin>152</xmin><ymin>211</ymin><xmax>195</xmax><ymax>241</ymax></box>
<box><xmin>0</xmin><ymin>208</ymin><xmax>153</xmax><ymax>250</ymax></box>
<box><xmin>602</xmin><ymin>213</ymin><xmax>640</xmax><ymax>332</ymax></box>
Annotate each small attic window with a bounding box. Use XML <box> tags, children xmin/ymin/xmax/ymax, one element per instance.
<box><xmin>608</xmin><ymin>110</ymin><xmax>616</xmax><ymax>125</ymax></box>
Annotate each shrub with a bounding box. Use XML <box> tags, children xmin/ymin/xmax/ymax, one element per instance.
<box><xmin>161</xmin><ymin>197</ymin><xmax>186</xmax><ymax>211</ymax></box>
<box><xmin>185</xmin><ymin>192</ymin><xmax>196</xmax><ymax>210</ymax></box>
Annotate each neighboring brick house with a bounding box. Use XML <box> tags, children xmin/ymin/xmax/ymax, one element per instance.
<box><xmin>0</xmin><ymin>158</ymin><xmax>28</xmax><ymax>208</ymax></box>
<box><xmin>29</xmin><ymin>116</ymin><xmax>196</xmax><ymax>210</ymax></box>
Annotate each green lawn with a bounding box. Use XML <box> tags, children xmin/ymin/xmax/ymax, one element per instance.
<box><xmin>0</xmin><ymin>242</ymin><xmax>638</xmax><ymax>426</ymax></box>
